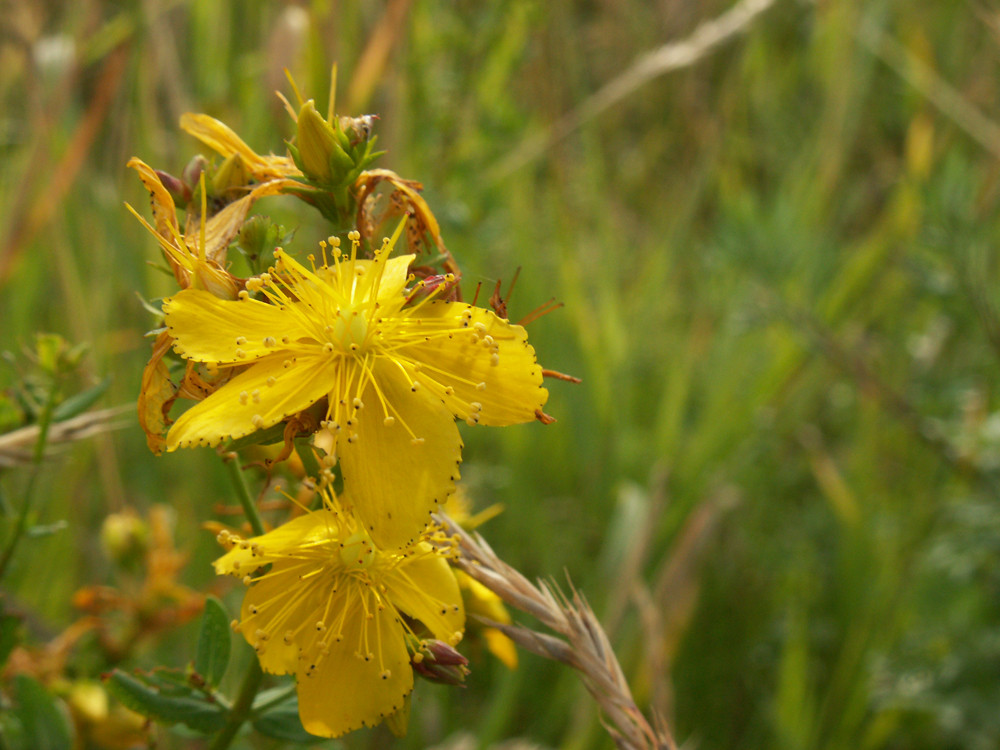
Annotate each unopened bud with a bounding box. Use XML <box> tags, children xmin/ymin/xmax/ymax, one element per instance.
<box><xmin>155</xmin><ymin>169</ymin><xmax>191</xmax><ymax>204</ymax></box>
<box><xmin>295</xmin><ymin>100</ymin><xmax>352</xmax><ymax>183</ymax></box>
<box><xmin>182</xmin><ymin>154</ymin><xmax>207</xmax><ymax>191</ymax></box>
<box><xmin>411</xmin><ymin>640</ymin><xmax>469</xmax><ymax>687</ymax></box>
<box><xmin>212</xmin><ymin>152</ymin><xmax>251</xmax><ymax>195</ymax></box>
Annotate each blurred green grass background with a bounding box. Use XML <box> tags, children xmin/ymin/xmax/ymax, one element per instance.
<box><xmin>4</xmin><ymin>0</ymin><xmax>1000</xmax><ymax>748</ymax></box>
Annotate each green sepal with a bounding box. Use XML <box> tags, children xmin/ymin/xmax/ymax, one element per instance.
<box><xmin>326</xmin><ymin>139</ymin><xmax>355</xmax><ymax>176</ymax></box>
<box><xmin>104</xmin><ymin>669</ymin><xmax>227</xmax><ymax>734</ymax></box>
<box><xmin>194</xmin><ymin>596</ymin><xmax>231</xmax><ymax>688</ymax></box>
<box><xmin>226</xmin><ymin>421</ymin><xmax>287</xmax><ymax>451</ymax></box>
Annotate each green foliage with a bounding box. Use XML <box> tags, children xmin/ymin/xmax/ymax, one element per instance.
<box><xmin>3</xmin><ymin>675</ymin><xmax>74</xmax><ymax>750</ymax></box>
<box><xmin>104</xmin><ymin>669</ymin><xmax>227</xmax><ymax>734</ymax></box>
<box><xmin>194</xmin><ymin>596</ymin><xmax>232</xmax><ymax>688</ymax></box>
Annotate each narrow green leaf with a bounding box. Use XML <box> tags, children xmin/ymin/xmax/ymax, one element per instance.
<box><xmin>195</xmin><ymin>596</ymin><xmax>231</xmax><ymax>687</ymax></box>
<box><xmin>12</xmin><ymin>675</ymin><xmax>73</xmax><ymax>750</ymax></box>
<box><xmin>51</xmin><ymin>379</ymin><xmax>110</xmax><ymax>422</ymax></box>
<box><xmin>104</xmin><ymin>670</ymin><xmax>227</xmax><ymax>734</ymax></box>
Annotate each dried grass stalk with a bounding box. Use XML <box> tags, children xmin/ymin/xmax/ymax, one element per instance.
<box><xmin>0</xmin><ymin>405</ymin><xmax>132</xmax><ymax>467</ymax></box>
<box><xmin>435</xmin><ymin>513</ymin><xmax>677</xmax><ymax>750</ymax></box>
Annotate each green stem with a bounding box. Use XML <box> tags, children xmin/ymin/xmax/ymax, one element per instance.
<box><xmin>206</xmin><ymin>658</ymin><xmax>264</xmax><ymax>750</ymax></box>
<box><xmin>0</xmin><ymin>379</ymin><xmax>60</xmax><ymax>581</ymax></box>
<box><xmin>208</xmin><ymin>452</ymin><xmax>269</xmax><ymax>750</ymax></box>
<box><xmin>223</xmin><ymin>453</ymin><xmax>266</xmax><ymax>536</ymax></box>
<box><xmin>294</xmin><ymin>438</ymin><xmax>323</xmax><ymax>481</ymax></box>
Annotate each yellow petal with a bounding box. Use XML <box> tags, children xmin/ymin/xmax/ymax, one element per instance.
<box><xmin>167</xmin><ymin>354</ymin><xmax>338</xmax><ymax>449</ymax></box>
<box><xmin>214</xmin><ymin>512</ymin><xmax>340</xmax><ymax>575</ymax></box>
<box><xmin>337</xmin><ymin>360</ymin><xmax>462</xmax><ymax>550</ymax></box>
<box><xmin>276</xmin><ymin>250</ymin><xmax>413</xmax><ymax>305</ymax></box>
<box><xmin>164</xmin><ymin>290</ymin><xmax>309</xmax><ymax>365</ymax></box>
<box><xmin>367</xmin><ymin>253</ymin><xmax>414</xmax><ymax>303</ymax></box>
<box><xmin>384</xmin><ymin>550</ymin><xmax>464</xmax><ymax>640</ymax></box>
<box><xmin>236</xmin><ymin>565</ymin><xmax>323</xmax><ymax>674</ymax></box>
<box><xmin>297</xmin><ymin>601</ymin><xmax>412</xmax><ymax>737</ymax></box>
<box><xmin>179</xmin><ymin>113</ymin><xmax>302</xmax><ymax>180</ymax></box>
<box><xmin>399</xmin><ymin>301</ymin><xmax>548</xmax><ymax>425</ymax></box>
<box><xmin>137</xmin><ymin>331</ymin><xmax>176</xmax><ymax>455</ymax></box>
<box><xmin>127</xmin><ymin>157</ymin><xmax>180</xmax><ymax>240</ymax></box>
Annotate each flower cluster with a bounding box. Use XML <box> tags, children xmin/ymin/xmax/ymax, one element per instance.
<box><xmin>130</xmin><ymin>73</ymin><xmax>555</xmax><ymax>738</ymax></box>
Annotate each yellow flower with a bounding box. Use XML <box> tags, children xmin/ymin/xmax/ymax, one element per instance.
<box><xmin>214</xmin><ymin>498</ymin><xmax>464</xmax><ymax>738</ymax></box>
<box><xmin>163</xmin><ymin>230</ymin><xmax>548</xmax><ymax>549</ymax></box>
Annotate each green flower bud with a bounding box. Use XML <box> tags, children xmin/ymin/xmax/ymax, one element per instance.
<box><xmin>211</xmin><ymin>152</ymin><xmax>251</xmax><ymax>195</ymax></box>
<box><xmin>295</xmin><ymin>100</ymin><xmax>354</xmax><ymax>184</ymax></box>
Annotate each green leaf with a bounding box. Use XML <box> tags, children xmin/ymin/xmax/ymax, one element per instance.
<box><xmin>12</xmin><ymin>675</ymin><xmax>73</xmax><ymax>750</ymax></box>
<box><xmin>194</xmin><ymin>596</ymin><xmax>231</xmax><ymax>687</ymax></box>
<box><xmin>51</xmin><ymin>379</ymin><xmax>110</xmax><ymax>422</ymax></box>
<box><xmin>104</xmin><ymin>670</ymin><xmax>227</xmax><ymax>734</ymax></box>
<box><xmin>252</xmin><ymin>690</ymin><xmax>329</xmax><ymax>744</ymax></box>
